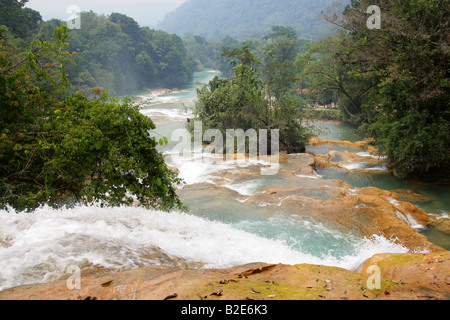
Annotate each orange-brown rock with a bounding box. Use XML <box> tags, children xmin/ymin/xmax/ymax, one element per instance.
<box><xmin>356</xmin><ymin>186</ymin><xmax>397</xmax><ymax>199</ymax></box>
<box><xmin>392</xmin><ymin>189</ymin><xmax>432</xmax><ymax>203</ymax></box>
<box><xmin>329</xmin><ymin>150</ymin><xmax>387</xmax><ymax>168</ymax></box>
<box><xmin>360</xmin><ymin>251</ymin><xmax>450</xmax><ymax>300</ymax></box>
<box><xmin>238</xmin><ymin>155</ymin><xmax>445</xmax><ymax>253</ymax></box>
<box><xmin>312</xmin><ymin>154</ymin><xmax>338</xmax><ymax>168</ymax></box>
<box><xmin>354</xmin><ymin>187</ymin><xmax>430</xmax><ymax>225</ymax></box>
<box><xmin>277</xmin><ymin>194</ymin><xmax>443</xmax><ymax>253</ymax></box>
<box><xmin>308</xmin><ymin>136</ymin><xmax>379</xmax><ymax>154</ymax></box>
<box><xmin>395</xmin><ymin>200</ymin><xmax>431</xmax><ymax>226</ymax></box>
<box><xmin>429</xmin><ymin>216</ymin><xmax>450</xmax><ymax>235</ymax></box>
<box><xmin>1</xmin><ymin>252</ymin><xmax>448</xmax><ymax>300</ymax></box>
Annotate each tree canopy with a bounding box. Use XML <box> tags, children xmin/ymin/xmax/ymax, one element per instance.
<box><xmin>298</xmin><ymin>0</ymin><xmax>449</xmax><ymax>181</ymax></box>
<box><xmin>159</xmin><ymin>0</ymin><xmax>337</xmax><ymax>41</ymax></box>
<box><xmin>0</xmin><ymin>22</ymin><xmax>186</xmax><ymax>211</ymax></box>
<box><xmin>42</xmin><ymin>11</ymin><xmax>196</xmax><ymax>96</ymax></box>
<box><xmin>0</xmin><ymin>0</ymin><xmax>42</xmax><ymax>38</ymax></box>
<box><xmin>193</xmin><ymin>28</ymin><xmax>311</xmax><ymax>155</ymax></box>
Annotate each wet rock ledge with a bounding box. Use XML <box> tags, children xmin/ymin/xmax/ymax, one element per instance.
<box><xmin>0</xmin><ymin>252</ymin><xmax>448</xmax><ymax>300</ymax></box>
<box><xmin>1</xmin><ymin>140</ymin><xmax>448</xmax><ymax>300</ymax></box>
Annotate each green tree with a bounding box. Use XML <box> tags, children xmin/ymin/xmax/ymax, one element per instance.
<box><xmin>158</xmin><ymin>0</ymin><xmax>336</xmax><ymax>41</ymax></box>
<box><xmin>213</xmin><ymin>35</ymin><xmax>239</xmax><ymax>77</ymax></box>
<box><xmin>109</xmin><ymin>12</ymin><xmax>140</xmax><ymax>40</ymax></box>
<box><xmin>262</xmin><ymin>26</ymin><xmax>300</xmax><ymax>100</ymax></box>
<box><xmin>194</xmin><ymin>44</ymin><xmax>309</xmax><ymax>154</ymax></box>
<box><xmin>308</xmin><ymin>0</ymin><xmax>449</xmax><ymax>180</ymax></box>
<box><xmin>0</xmin><ymin>0</ymin><xmax>42</xmax><ymax>38</ymax></box>
<box><xmin>296</xmin><ymin>36</ymin><xmax>380</xmax><ymax>123</ymax></box>
<box><xmin>183</xmin><ymin>35</ymin><xmax>216</xmax><ymax>71</ymax></box>
<box><xmin>0</xmin><ymin>25</ymin><xmax>185</xmax><ymax>211</ymax></box>
<box><xmin>150</xmin><ymin>30</ymin><xmax>195</xmax><ymax>87</ymax></box>
<box><xmin>40</xmin><ymin>11</ymin><xmax>195</xmax><ymax>96</ymax></box>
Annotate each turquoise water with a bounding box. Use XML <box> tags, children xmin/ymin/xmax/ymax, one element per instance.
<box><xmin>309</xmin><ymin>121</ymin><xmax>362</xmax><ymax>143</ymax></box>
<box><xmin>1</xmin><ymin>71</ymin><xmax>447</xmax><ymax>292</ymax></box>
<box><xmin>149</xmin><ymin>72</ymin><xmax>449</xmax><ymax>248</ymax></box>
<box><xmin>306</xmin><ymin>143</ymin><xmax>365</xmax><ymax>156</ymax></box>
<box><xmin>144</xmin><ymin>70</ymin><xmax>426</xmax><ymax>262</ymax></box>
<box><xmin>308</xmin><ymin>121</ymin><xmax>450</xmax><ymax>249</ymax></box>
<box><xmin>315</xmin><ymin>153</ymin><xmax>450</xmax><ymax>216</ymax></box>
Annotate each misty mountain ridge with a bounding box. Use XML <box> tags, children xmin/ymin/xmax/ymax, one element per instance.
<box><xmin>158</xmin><ymin>0</ymin><xmax>339</xmax><ymax>40</ymax></box>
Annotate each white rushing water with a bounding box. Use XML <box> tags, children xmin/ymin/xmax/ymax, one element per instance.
<box><xmin>0</xmin><ymin>205</ymin><xmax>410</xmax><ymax>291</ymax></box>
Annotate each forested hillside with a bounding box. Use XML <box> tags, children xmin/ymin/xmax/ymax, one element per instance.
<box><xmin>159</xmin><ymin>0</ymin><xmax>336</xmax><ymax>40</ymax></box>
<box><xmin>1</xmin><ymin>1</ymin><xmax>195</xmax><ymax>96</ymax></box>
<box><xmin>47</xmin><ymin>12</ymin><xmax>195</xmax><ymax>96</ymax></box>
<box><xmin>0</xmin><ymin>0</ymin><xmax>42</xmax><ymax>38</ymax></box>
<box><xmin>0</xmin><ymin>1</ymin><xmax>186</xmax><ymax>211</ymax></box>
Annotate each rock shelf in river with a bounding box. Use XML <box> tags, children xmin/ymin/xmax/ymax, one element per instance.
<box><xmin>2</xmin><ymin>122</ymin><xmax>448</xmax><ymax>299</ymax></box>
<box><xmin>244</xmin><ymin>153</ymin><xmax>447</xmax><ymax>253</ymax></box>
<box><xmin>1</xmin><ymin>252</ymin><xmax>448</xmax><ymax>300</ymax></box>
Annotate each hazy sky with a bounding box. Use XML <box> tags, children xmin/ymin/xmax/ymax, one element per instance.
<box><xmin>25</xmin><ymin>0</ymin><xmax>185</xmax><ymax>27</ymax></box>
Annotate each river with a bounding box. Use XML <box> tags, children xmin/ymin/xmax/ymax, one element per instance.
<box><xmin>0</xmin><ymin>70</ymin><xmax>448</xmax><ymax>292</ymax></box>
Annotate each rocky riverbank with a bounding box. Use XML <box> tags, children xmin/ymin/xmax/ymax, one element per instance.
<box><xmin>1</xmin><ymin>135</ymin><xmax>448</xmax><ymax>300</ymax></box>
<box><xmin>0</xmin><ymin>251</ymin><xmax>448</xmax><ymax>300</ymax></box>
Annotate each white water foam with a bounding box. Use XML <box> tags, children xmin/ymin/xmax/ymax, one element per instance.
<box><xmin>223</xmin><ymin>180</ymin><xmax>262</xmax><ymax>196</ymax></box>
<box><xmin>340</xmin><ymin>162</ymin><xmax>366</xmax><ymax>170</ymax></box>
<box><xmin>394</xmin><ymin>210</ymin><xmax>425</xmax><ymax>231</ymax></box>
<box><xmin>294</xmin><ymin>174</ymin><xmax>321</xmax><ymax>179</ymax></box>
<box><xmin>168</xmin><ymin>153</ymin><xmax>234</xmax><ymax>186</ymax></box>
<box><xmin>140</xmin><ymin>107</ymin><xmax>193</xmax><ymax>122</ymax></box>
<box><xmin>167</xmin><ymin>153</ymin><xmax>276</xmax><ymax>187</ymax></box>
<box><xmin>0</xmin><ymin>205</ymin><xmax>411</xmax><ymax>291</ymax></box>
<box><xmin>340</xmin><ymin>162</ymin><xmax>388</xmax><ymax>171</ymax></box>
<box><xmin>356</xmin><ymin>152</ymin><xmax>388</xmax><ymax>160</ymax></box>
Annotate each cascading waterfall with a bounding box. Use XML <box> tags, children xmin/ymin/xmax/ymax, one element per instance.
<box><xmin>1</xmin><ymin>70</ymin><xmax>448</xmax><ymax>292</ymax></box>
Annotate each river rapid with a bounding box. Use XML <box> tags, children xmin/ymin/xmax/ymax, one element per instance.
<box><xmin>0</xmin><ymin>70</ymin><xmax>448</xmax><ymax>291</ymax></box>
